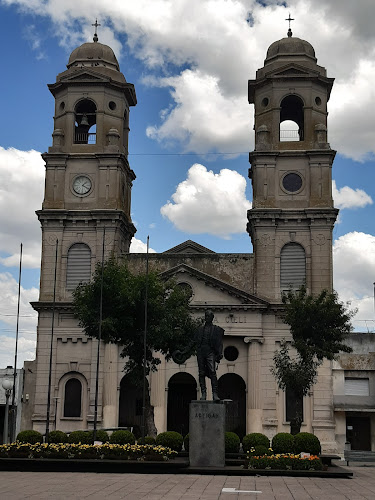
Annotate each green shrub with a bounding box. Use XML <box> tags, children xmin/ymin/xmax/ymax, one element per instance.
<box><xmin>248</xmin><ymin>445</ymin><xmax>270</xmax><ymax>457</ymax></box>
<box><xmin>293</xmin><ymin>432</ymin><xmax>321</xmax><ymax>456</ymax></box>
<box><xmin>225</xmin><ymin>432</ymin><xmax>240</xmax><ymax>453</ymax></box>
<box><xmin>242</xmin><ymin>433</ymin><xmax>270</xmax><ymax>452</ymax></box>
<box><xmin>48</xmin><ymin>430</ymin><xmax>69</xmax><ymax>443</ymax></box>
<box><xmin>272</xmin><ymin>433</ymin><xmax>294</xmax><ymax>454</ymax></box>
<box><xmin>87</xmin><ymin>430</ymin><xmax>109</xmax><ymax>443</ymax></box>
<box><xmin>155</xmin><ymin>431</ymin><xmax>183</xmax><ymax>452</ymax></box>
<box><xmin>16</xmin><ymin>430</ymin><xmax>43</xmax><ymax>444</ymax></box>
<box><xmin>109</xmin><ymin>430</ymin><xmax>136</xmax><ymax>445</ymax></box>
<box><xmin>184</xmin><ymin>434</ymin><xmax>189</xmax><ymax>452</ymax></box>
<box><xmin>137</xmin><ymin>436</ymin><xmax>156</xmax><ymax>445</ymax></box>
<box><xmin>68</xmin><ymin>431</ymin><xmax>91</xmax><ymax>444</ymax></box>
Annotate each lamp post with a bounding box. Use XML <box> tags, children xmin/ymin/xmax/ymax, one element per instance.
<box><xmin>2</xmin><ymin>379</ymin><xmax>12</xmax><ymax>444</ymax></box>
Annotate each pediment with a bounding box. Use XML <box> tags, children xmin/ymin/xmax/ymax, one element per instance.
<box><xmin>59</xmin><ymin>70</ymin><xmax>110</xmax><ymax>83</ymax></box>
<box><xmin>160</xmin><ymin>263</ymin><xmax>269</xmax><ymax>308</ymax></box>
<box><xmin>266</xmin><ymin>63</ymin><xmax>319</xmax><ymax>79</ymax></box>
<box><xmin>163</xmin><ymin>240</ymin><xmax>216</xmax><ymax>255</ymax></box>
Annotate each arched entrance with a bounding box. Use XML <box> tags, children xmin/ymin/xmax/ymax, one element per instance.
<box><xmin>167</xmin><ymin>372</ymin><xmax>197</xmax><ymax>436</ymax></box>
<box><xmin>218</xmin><ymin>373</ymin><xmax>246</xmax><ymax>439</ymax></box>
<box><xmin>118</xmin><ymin>374</ymin><xmax>144</xmax><ymax>436</ymax></box>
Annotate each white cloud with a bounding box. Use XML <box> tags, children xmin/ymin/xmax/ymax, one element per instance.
<box><xmin>333</xmin><ymin>232</ymin><xmax>375</xmax><ymax>331</ymax></box>
<box><xmin>146</xmin><ymin>70</ymin><xmax>251</xmax><ymax>153</ymax></box>
<box><xmin>0</xmin><ymin>272</ymin><xmax>39</xmax><ymax>368</ymax></box>
<box><xmin>129</xmin><ymin>237</ymin><xmax>156</xmax><ymax>253</ymax></box>
<box><xmin>0</xmin><ymin>335</ymin><xmax>36</xmax><ymax>369</ymax></box>
<box><xmin>332</xmin><ymin>180</ymin><xmax>373</xmax><ymax>209</ymax></box>
<box><xmin>0</xmin><ymin>148</ymin><xmax>44</xmax><ymax>268</ymax></box>
<box><xmin>161</xmin><ymin>164</ymin><xmax>251</xmax><ymax>238</ymax></box>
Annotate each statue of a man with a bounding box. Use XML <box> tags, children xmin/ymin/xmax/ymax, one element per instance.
<box><xmin>195</xmin><ymin>310</ymin><xmax>224</xmax><ymax>401</ymax></box>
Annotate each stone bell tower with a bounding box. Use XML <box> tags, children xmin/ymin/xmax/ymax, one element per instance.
<box><xmin>29</xmin><ymin>33</ymin><xmax>137</xmax><ymax>432</ymax></box>
<box><xmin>247</xmin><ymin>28</ymin><xmax>338</xmax><ymax>301</ymax></box>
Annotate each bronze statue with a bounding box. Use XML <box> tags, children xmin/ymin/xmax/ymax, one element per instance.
<box><xmin>195</xmin><ymin>310</ymin><xmax>224</xmax><ymax>401</ymax></box>
<box><xmin>172</xmin><ymin>310</ymin><xmax>224</xmax><ymax>401</ymax></box>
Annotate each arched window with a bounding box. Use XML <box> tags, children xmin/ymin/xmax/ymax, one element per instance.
<box><xmin>64</xmin><ymin>378</ymin><xmax>82</xmax><ymax>417</ymax></box>
<box><xmin>280</xmin><ymin>243</ymin><xmax>306</xmax><ymax>292</ymax></box>
<box><xmin>74</xmin><ymin>99</ymin><xmax>97</xmax><ymax>144</ymax></box>
<box><xmin>280</xmin><ymin>95</ymin><xmax>304</xmax><ymax>141</ymax></box>
<box><xmin>66</xmin><ymin>243</ymin><xmax>91</xmax><ymax>290</ymax></box>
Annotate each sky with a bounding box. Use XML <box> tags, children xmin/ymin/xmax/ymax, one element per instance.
<box><xmin>0</xmin><ymin>0</ymin><xmax>375</xmax><ymax>368</ymax></box>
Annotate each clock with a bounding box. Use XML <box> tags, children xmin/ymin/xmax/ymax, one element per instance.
<box><xmin>73</xmin><ymin>175</ymin><xmax>92</xmax><ymax>195</ymax></box>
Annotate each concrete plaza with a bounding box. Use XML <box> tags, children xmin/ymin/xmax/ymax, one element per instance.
<box><xmin>1</xmin><ymin>465</ymin><xmax>375</xmax><ymax>500</ymax></box>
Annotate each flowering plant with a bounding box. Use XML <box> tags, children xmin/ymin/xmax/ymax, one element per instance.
<box><xmin>0</xmin><ymin>442</ymin><xmax>177</xmax><ymax>461</ymax></box>
<box><xmin>245</xmin><ymin>451</ymin><xmax>323</xmax><ymax>471</ymax></box>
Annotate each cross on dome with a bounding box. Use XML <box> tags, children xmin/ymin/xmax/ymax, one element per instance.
<box><xmin>285</xmin><ymin>13</ymin><xmax>294</xmax><ymax>37</ymax></box>
<box><xmin>92</xmin><ymin>19</ymin><xmax>101</xmax><ymax>43</ymax></box>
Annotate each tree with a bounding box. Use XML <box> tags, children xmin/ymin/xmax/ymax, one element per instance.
<box><xmin>271</xmin><ymin>285</ymin><xmax>355</xmax><ymax>434</ymax></box>
<box><xmin>72</xmin><ymin>258</ymin><xmax>199</xmax><ymax>435</ymax></box>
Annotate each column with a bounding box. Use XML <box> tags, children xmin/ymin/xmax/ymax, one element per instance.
<box><xmin>102</xmin><ymin>342</ymin><xmax>118</xmax><ymax>428</ymax></box>
<box><xmin>244</xmin><ymin>337</ymin><xmax>264</xmax><ymax>433</ymax></box>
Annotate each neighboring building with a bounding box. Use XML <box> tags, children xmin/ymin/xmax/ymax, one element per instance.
<box><xmin>23</xmin><ymin>29</ymin><xmax>346</xmax><ymax>453</ymax></box>
<box><xmin>333</xmin><ymin>333</ymin><xmax>375</xmax><ymax>452</ymax></box>
<box><xmin>0</xmin><ymin>367</ymin><xmax>23</xmax><ymax>442</ymax></box>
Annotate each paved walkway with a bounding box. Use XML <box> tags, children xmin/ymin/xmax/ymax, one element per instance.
<box><xmin>1</xmin><ymin>466</ymin><xmax>375</xmax><ymax>499</ymax></box>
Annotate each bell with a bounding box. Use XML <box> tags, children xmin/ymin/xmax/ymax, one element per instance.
<box><xmin>80</xmin><ymin>114</ymin><xmax>89</xmax><ymax>126</ymax></box>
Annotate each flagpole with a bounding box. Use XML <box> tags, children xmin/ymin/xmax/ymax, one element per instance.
<box><xmin>10</xmin><ymin>243</ymin><xmax>23</xmax><ymax>442</ymax></box>
<box><xmin>141</xmin><ymin>235</ymin><xmax>149</xmax><ymax>443</ymax></box>
<box><xmin>45</xmin><ymin>239</ymin><xmax>58</xmax><ymax>443</ymax></box>
<box><xmin>93</xmin><ymin>227</ymin><xmax>106</xmax><ymax>442</ymax></box>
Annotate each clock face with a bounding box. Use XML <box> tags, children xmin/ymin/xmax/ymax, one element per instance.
<box><xmin>73</xmin><ymin>175</ymin><xmax>92</xmax><ymax>195</ymax></box>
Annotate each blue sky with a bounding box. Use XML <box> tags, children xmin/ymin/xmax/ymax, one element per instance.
<box><xmin>0</xmin><ymin>0</ymin><xmax>375</xmax><ymax>366</ymax></box>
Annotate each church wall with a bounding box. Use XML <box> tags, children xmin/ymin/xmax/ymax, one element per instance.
<box><xmin>124</xmin><ymin>253</ymin><xmax>254</xmax><ymax>295</ymax></box>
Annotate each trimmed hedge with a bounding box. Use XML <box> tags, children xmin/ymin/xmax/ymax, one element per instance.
<box><xmin>109</xmin><ymin>430</ymin><xmax>136</xmax><ymax>445</ymax></box>
<box><xmin>48</xmin><ymin>431</ymin><xmax>69</xmax><ymax>443</ymax></box>
<box><xmin>155</xmin><ymin>431</ymin><xmax>183</xmax><ymax>452</ymax></box>
<box><xmin>137</xmin><ymin>436</ymin><xmax>156</xmax><ymax>445</ymax></box>
<box><xmin>87</xmin><ymin>430</ymin><xmax>109</xmax><ymax>443</ymax></box>
<box><xmin>68</xmin><ymin>431</ymin><xmax>92</xmax><ymax>444</ymax></box>
<box><xmin>225</xmin><ymin>432</ymin><xmax>240</xmax><ymax>453</ymax></box>
<box><xmin>242</xmin><ymin>433</ymin><xmax>270</xmax><ymax>452</ymax></box>
<box><xmin>16</xmin><ymin>430</ymin><xmax>43</xmax><ymax>444</ymax></box>
<box><xmin>294</xmin><ymin>432</ymin><xmax>321</xmax><ymax>456</ymax></box>
<box><xmin>272</xmin><ymin>433</ymin><xmax>294</xmax><ymax>454</ymax></box>
<box><xmin>248</xmin><ymin>445</ymin><xmax>270</xmax><ymax>456</ymax></box>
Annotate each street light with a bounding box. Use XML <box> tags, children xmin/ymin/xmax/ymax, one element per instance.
<box><xmin>2</xmin><ymin>379</ymin><xmax>12</xmax><ymax>444</ymax></box>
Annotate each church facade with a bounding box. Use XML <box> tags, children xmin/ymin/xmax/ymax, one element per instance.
<box><xmin>23</xmin><ymin>30</ymin><xmax>347</xmax><ymax>453</ymax></box>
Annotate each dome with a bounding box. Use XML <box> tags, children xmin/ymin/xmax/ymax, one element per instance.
<box><xmin>265</xmin><ymin>35</ymin><xmax>316</xmax><ymax>64</ymax></box>
<box><xmin>67</xmin><ymin>41</ymin><xmax>120</xmax><ymax>72</ymax></box>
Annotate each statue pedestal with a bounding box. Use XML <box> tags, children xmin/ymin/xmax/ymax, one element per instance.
<box><xmin>189</xmin><ymin>400</ymin><xmax>225</xmax><ymax>467</ymax></box>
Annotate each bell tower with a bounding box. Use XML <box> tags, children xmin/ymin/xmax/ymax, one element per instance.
<box><xmin>247</xmin><ymin>28</ymin><xmax>338</xmax><ymax>300</ymax></box>
<box><xmin>30</xmin><ymin>34</ymin><xmax>137</xmax><ymax>432</ymax></box>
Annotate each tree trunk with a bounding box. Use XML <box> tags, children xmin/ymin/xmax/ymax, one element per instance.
<box><xmin>290</xmin><ymin>391</ymin><xmax>303</xmax><ymax>435</ymax></box>
<box><xmin>145</xmin><ymin>390</ymin><xmax>157</xmax><ymax>437</ymax></box>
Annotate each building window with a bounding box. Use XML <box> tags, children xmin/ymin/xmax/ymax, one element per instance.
<box><xmin>66</xmin><ymin>243</ymin><xmax>91</xmax><ymax>290</ymax></box>
<box><xmin>64</xmin><ymin>378</ymin><xmax>82</xmax><ymax>417</ymax></box>
<box><xmin>74</xmin><ymin>99</ymin><xmax>97</xmax><ymax>144</ymax></box>
<box><xmin>279</xmin><ymin>95</ymin><xmax>304</xmax><ymax>141</ymax></box>
<box><xmin>280</xmin><ymin>243</ymin><xmax>306</xmax><ymax>292</ymax></box>
<box><xmin>344</xmin><ymin>378</ymin><xmax>369</xmax><ymax>396</ymax></box>
<box><xmin>286</xmin><ymin>388</ymin><xmax>303</xmax><ymax>423</ymax></box>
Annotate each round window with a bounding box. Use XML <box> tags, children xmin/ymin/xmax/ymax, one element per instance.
<box><xmin>109</xmin><ymin>101</ymin><xmax>116</xmax><ymax>110</ymax></box>
<box><xmin>224</xmin><ymin>346</ymin><xmax>239</xmax><ymax>362</ymax></box>
<box><xmin>282</xmin><ymin>172</ymin><xmax>303</xmax><ymax>193</ymax></box>
<box><xmin>315</xmin><ymin>96</ymin><xmax>322</xmax><ymax>106</ymax></box>
<box><xmin>261</xmin><ymin>97</ymin><xmax>269</xmax><ymax>107</ymax></box>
